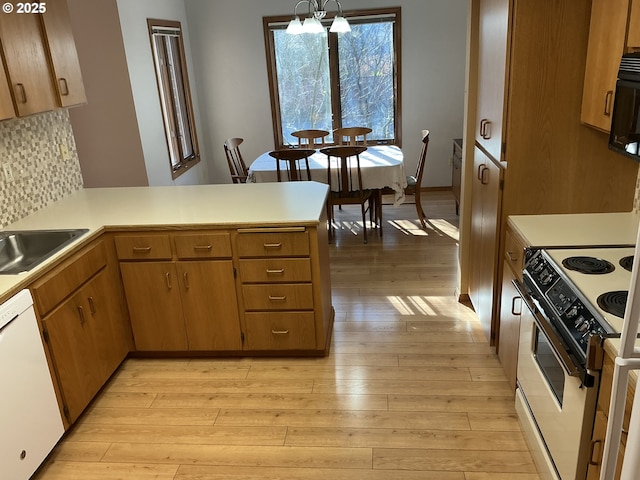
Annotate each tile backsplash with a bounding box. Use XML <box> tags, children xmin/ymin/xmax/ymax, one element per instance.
<box><xmin>0</xmin><ymin>109</ymin><xmax>83</xmax><ymax>228</ymax></box>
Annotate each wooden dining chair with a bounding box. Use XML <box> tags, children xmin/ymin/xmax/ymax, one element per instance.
<box><xmin>379</xmin><ymin>130</ymin><xmax>430</xmax><ymax>231</ymax></box>
<box><xmin>223</xmin><ymin>137</ymin><xmax>248</xmax><ymax>183</ymax></box>
<box><xmin>291</xmin><ymin>129</ymin><xmax>330</xmax><ymax>148</ymax></box>
<box><xmin>268</xmin><ymin>148</ymin><xmax>315</xmax><ymax>181</ymax></box>
<box><xmin>333</xmin><ymin>127</ymin><xmax>372</xmax><ymax>146</ymax></box>
<box><xmin>320</xmin><ymin>145</ymin><xmax>374</xmax><ymax>244</ymax></box>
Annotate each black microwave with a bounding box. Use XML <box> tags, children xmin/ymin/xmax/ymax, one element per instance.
<box><xmin>609</xmin><ymin>53</ymin><xmax>640</xmax><ymax>161</ymax></box>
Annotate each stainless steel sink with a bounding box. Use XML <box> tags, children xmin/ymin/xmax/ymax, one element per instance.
<box><xmin>0</xmin><ymin>229</ymin><xmax>89</xmax><ymax>274</ymax></box>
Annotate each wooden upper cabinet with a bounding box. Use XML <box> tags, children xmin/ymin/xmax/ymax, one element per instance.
<box><xmin>0</xmin><ymin>13</ymin><xmax>57</xmax><ymax>116</ymax></box>
<box><xmin>581</xmin><ymin>0</ymin><xmax>629</xmax><ymax>132</ymax></box>
<box><xmin>0</xmin><ymin>57</ymin><xmax>16</xmax><ymax>120</ymax></box>
<box><xmin>475</xmin><ymin>0</ymin><xmax>510</xmax><ymax>161</ymax></box>
<box><xmin>40</xmin><ymin>0</ymin><xmax>86</xmax><ymax>107</ymax></box>
<box><xmin>629</xmin><ymin>0</ymin><xmax>640</xmax><ymax>48</ymax></box>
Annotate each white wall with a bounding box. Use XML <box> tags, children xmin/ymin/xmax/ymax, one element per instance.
<box><xmin>116</xmin><ymin>0</ymin><xmax>209</xmax><ymax>186</ymax></box>
<box><xmin>184</xmin><ymin>0</ymin><xmax>468</xmax><ymax>187</ymax></box>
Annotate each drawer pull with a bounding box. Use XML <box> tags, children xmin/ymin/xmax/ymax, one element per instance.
<box><xmin>507</xmin><ymin>251</ymin><xmax>518</xmax><ymax>262</ymax></box>
<box><xmin>193</xmin><ymin>245</ymin><xmax>212</xmax><ymax>251</ymax></box>
<box><xmin>271</xmin><ymin>329</ymin><xmax>290</xmax><ymax>335</ymax></box>
<box><xmin>264</xmin><ymin>243</ymin><xmax>283</xmax><ymax>249</ymax></box>
<box><xmin>266</xmin><ymin>269</ymin><xmax>285</xmax><ymax>274</ymax></box>
<box><xmin>268</xmin><ymin>295</ymin><xmax>287</xmax><ymax>301</ymax></box>
<box><xmin>15</xmin><ymin>83</ymin><xmax>27</xmax><ymax>103</ymax></box>
<box><xmin>132</xmin><ymin>246</ymin><xmax>152</xmax><ymax>253</ymax></box>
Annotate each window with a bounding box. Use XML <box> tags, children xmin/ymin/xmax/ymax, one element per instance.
<box><xmin>264</xmin><ymin>8</ymin><xmax>401</xmax><ymax>148</ymax></box>
<box><xmin>148</xmin><ymin>19</ymin><xmax>200</xmax><ymax>178</ymax></box>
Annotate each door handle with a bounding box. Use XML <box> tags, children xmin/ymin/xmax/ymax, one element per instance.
<box><xmin>604</xmin><ymin>90</ymin><xmax>613</xmax><ymax>116</ymax></box>
<box><xmin>480</xmin><ymin>165</ymin><xmax>489</xmax><ymax>185</ymax></box>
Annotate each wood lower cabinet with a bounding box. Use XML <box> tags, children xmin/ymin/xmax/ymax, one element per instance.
<box><xmin>586</xmin><ymin>353</ymin><xmax>634</xmax><ymax>479</ymax></box>
<box><xmin>497</xmin><ymin>223</ymin><xmax>527</xmax><ymax>390</ymax></box>
<box><xmin>119</xmin><ymin>261</ymin><xmax>188</xmax><ymax>351</ymax></box>
<box><xmin>117</xmin><ymin>233</ymin><xmax>241</xmax><ymax>352</ymax></box>
<box><xmin>31</xmin><ymin>238</ymin><xmax>131</xmax><ymax>425</ymax></box>
<box><xmin>236</xmin><ymin>228</ymin><xmax>322</xmax><ymax>351</ymax></box>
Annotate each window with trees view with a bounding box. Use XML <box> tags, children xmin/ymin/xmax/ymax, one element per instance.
<box><xmin>263</xmin><ymin>8</ymin><xmax>401</xmax><ymax>148</ymax></box>
<box><xmin>148</xmin><ymin>19</ymin><xmax>200</xmax><ymax>179</ymax></box>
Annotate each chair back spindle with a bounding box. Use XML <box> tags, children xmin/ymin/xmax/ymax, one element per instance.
<box><xmin>224</xmin><ymin>137</ymin><xmax>248</xmax><ymax>183</ymax></box>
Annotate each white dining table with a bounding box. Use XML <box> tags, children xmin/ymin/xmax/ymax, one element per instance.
<box><xmin>248</xmin><ymin>145</ymin><xmax>407</xmax><ymax>205</ymax></box>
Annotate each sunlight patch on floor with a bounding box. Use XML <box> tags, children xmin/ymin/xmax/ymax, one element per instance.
<box><xmin>387</xmin><ymin>219</ymin><xmax>429</xmax><ymax>236</ymax></box>
<box><xmin>427</xmin><ymin>218</ymin><xmax>460</xmax><ymax>241</ymax></box>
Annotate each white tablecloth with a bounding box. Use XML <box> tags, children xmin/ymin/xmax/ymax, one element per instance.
<box><xmin>248</xmin><ymin>145</ymin><xmax>407</xmax><ymax>205</ymax></box>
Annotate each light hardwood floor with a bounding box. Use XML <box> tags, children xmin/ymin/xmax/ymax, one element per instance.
<box><xmin>34</xmin><ymin>191</ymin><xmax>541</xmax><ymax>480</ymax></box>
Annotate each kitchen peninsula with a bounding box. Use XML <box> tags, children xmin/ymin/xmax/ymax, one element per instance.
<box><xmin>0</xmin><ymin>182</ymin><xmax>332</xmax><ymax>427</ymax></box>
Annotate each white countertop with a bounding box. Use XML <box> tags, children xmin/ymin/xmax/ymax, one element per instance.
<box><xmin>0</xmin><ymin>182</ymin><xmax>329</xmax><ymax>301</ymax></box>
<box><xmin>508</xmin><ymin>212</ymin><xmax>640</xmax><ymax>247</ymax></box>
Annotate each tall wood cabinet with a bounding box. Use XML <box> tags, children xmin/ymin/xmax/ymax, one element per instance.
<box><xmin>467</xmin><ymin>0</ymin><xmax>639</xmax><ymax>347</ymax></box>
<box><xmin>469</xmin><ymin>147</ymin><xmax>503</xmax><ymax>345</ymax></box>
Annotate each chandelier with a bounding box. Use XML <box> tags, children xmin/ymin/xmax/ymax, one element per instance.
<box><xmin>286</xmin><ymin>0</ymin><xmax>351</xmax><ymax>34</ymax></box>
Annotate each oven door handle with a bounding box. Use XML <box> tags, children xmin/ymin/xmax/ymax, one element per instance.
<box><xmin>513</xmin><ymin>279</ymin><xmax>583</xmax><ymax>379</ymax></box>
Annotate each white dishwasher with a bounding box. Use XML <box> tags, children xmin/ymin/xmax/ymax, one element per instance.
<box><xmin>0</xmin><ymin>290</ymin><xmax>64</xmax><ymax>479</ymax></box>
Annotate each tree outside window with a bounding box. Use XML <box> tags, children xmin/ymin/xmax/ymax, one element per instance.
<box><xmin>264</xmin><ymin>8</ymin><xmax>401</xmax><ymax>148</ymax></box>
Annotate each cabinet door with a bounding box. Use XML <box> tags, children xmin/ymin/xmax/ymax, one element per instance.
<box><xmin>581</xmin><ymin>0</ymin><xmax>629</xmax><ymax>132</ymax></box>
<box><xmin>84</xmin><ymin>268</ymin><xmax>129</xmax><ymax>378</ymax></box>
<box><xmin>498</xmin><ymin>262</ymin><xmax>520</xmax><ymax>390</ymax></box>
<box><xmin>469</xmin><ymin>147</ymin><xmax>503</xmax><ymax>346</ymax></box>
<box><xmin>40</xmin><ymin>0</ymin><xmax>87</xmax><ymax>107</ymax></box>
<box><xmin>42</xmin><ymin>289</ymin><xmax>102</xmax><ymax>424</ymax></box>
<box><xmin>0</xmin><ymin>56</ymin><xmax>16</xmax><ymax>120</ymax></box>
<box><xmin>177</xmin><ymin>261</ymin><xmax>242</xmax><ymax>351</ymax></box>
<box><xmin>0</xmin><ymin>13</ymin><xmax>57</xmax><ymax>116</ymax></box>
<box><xmin>627</xmin><ymin>0</ymin><xmax>640</xmax><ymax>48</ymax></box>
<box><xmin>475</xmin><ymin>0</ymin><xmax>510</xmax><ymax>160</ymax></box>
<box><xmin>120</xmin><ymin>262</ymin><xmax>188</xmax><ymax>351</ymax></box>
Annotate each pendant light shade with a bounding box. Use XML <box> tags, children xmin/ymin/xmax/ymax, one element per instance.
<box><xmin>286</xmin><ymin>0</ymin><xmax>350</xmax><ymax>35</ymax></box>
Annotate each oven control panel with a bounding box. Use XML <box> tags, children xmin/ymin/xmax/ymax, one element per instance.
<box><xmin>524</xmin><ymin>249</ymin><xmax>609</xmax><ymax>361</ymax></box>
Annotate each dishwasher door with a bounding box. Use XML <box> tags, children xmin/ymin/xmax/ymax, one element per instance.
<box><xmin>0</xmin><ymin>290</ymin><xmax>64</xmax><ymax>479</ymax></box>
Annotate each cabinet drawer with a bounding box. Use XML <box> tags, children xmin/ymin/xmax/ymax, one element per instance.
<box><xmin>242</xmin><ymin>284</ymin><xmax>314</xmax><ymax>310</ymax></box>
<box><xmin>236</xmin><ymin>230</ymin><xmax>310</xmax><ymax>257</ymax></box>
<box><xmin>115</xmin><ymin>235</ymin><xmax>172</xmax><ymax>260</ymax></box>
<box><xmin>31</xmin><ymin>240</ymin><xmax>107</xmax><ymax>316</ymax></box>
<box><xmin>239</xmin><ymin>258</ymin><xmax>312</xmax><ymax>283</ymax></box>
<box><xmin>244</xmin><ymin>312</ymin><xmax>316</xmax><ymax>350</ymax></box>
<box><xmin>174</xmin><ymin>233</ymin><xmax>232</xmax><ymax>259</ymax></box>
<box><xmin>504</xmin><ymin>227</ymin><xmax>527</xmax><ymax>279</ymax></box>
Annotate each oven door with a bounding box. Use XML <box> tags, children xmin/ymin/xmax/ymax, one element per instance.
<box><xmin>515</xmin><ymin>282</ymin><xmax>598</xmax><ymax>480</ymax></box>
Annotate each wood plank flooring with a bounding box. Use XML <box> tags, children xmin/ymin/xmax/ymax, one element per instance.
<box><xmin>34</xmin><ymin>191</ymin><xmax>541</xmax><ymax>480</ymax></box>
